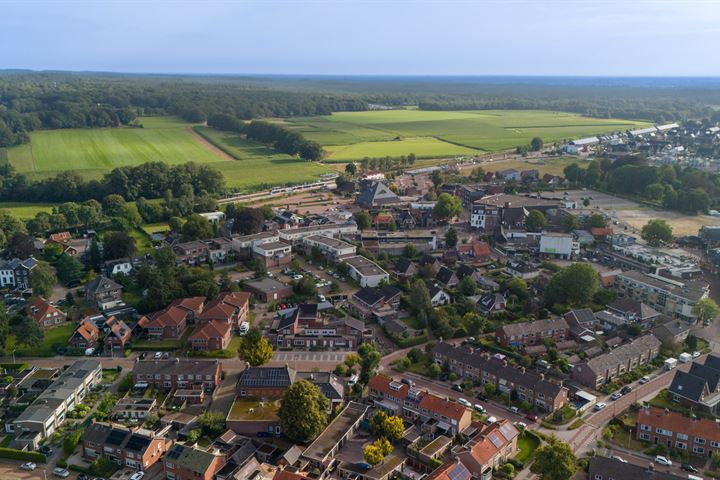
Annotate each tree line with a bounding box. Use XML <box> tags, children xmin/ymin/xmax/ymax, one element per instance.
<box><xmin>244</xmin><ymin>121</ymin><xmax>323</xmax><ymax>161</ymax></box>
<box><xmin>0</xmin><ymin>161</ymin><xmax>224</xmax><ymax>203</ymax></box>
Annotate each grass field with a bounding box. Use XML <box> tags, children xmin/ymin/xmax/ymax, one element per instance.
<box><xmin>0</xmin><ymin>202</ymin><xmax>57</xmax><ymax>219</ymax></box>
<box><xmin>286</xmin><ymin>109</ymin><xmax>651</xmax><ymax>161</ymax></box>
<box><xmin>8</xmin><ymin>323</ymin><xmax>75</xmax><ymax>357</ymax></box>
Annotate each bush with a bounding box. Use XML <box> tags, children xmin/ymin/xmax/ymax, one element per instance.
<box><xmin>0</xmin><ymin>447</ymin><xmax>46</xmax><ymax>463</ymax></box>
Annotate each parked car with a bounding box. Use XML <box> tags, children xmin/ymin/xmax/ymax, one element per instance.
<box><xmin>594</xmin><ymin>402</ymin><xmax>607</xmax><ymax>411</ymax></box>
<box><xmin>19</xmin><ymin>463</ymin><xmax>36</xmax><ymax>471</ymax></box>
<box><xmin>129</xmin><ymin>473</ymin><xmax>145</xmax><ymax>480</ymax></box>
<box><xmin>620</xmin><ymin>385</ymin><xmax>632</xmax><ymax>395</ymax></box>
<box><xmin>654</xmin><ymin>455</ymin><xmax>672</xmax><ymax>466</ymax></box>
<box><xmin>639</xmin><ymin>376</ymin><xmax>650</xmax><ymax>384</ymax></box>
<box><xmin>401</xmin><ymin>378</ymin><xmax>414</xmax><ymax>387</ymax></box>
<box><xmin>154</xmin><ymin>351</ymin><xmax>162</xmax><ymax>359</ymax></box>
<box><xmin>38</xmin><ymin>445</ymin><xmax>53</xmax><ymax>456</ymax></box>
<box><xmin>458</xmin><ymin>398</ymin><xmax>472</xmax><ymax>408</ymax></box>
<box><xmin>514</xmin><ymin>421</ymin><xmax>527</xmax><ymax>430</ymax></box>
<box><xmin>693</xmin><ymin>351</ymin><xmax>701</xmax><ymax>359</ymax></box>
<box><xmin>485</xmin><ymin>416</ymin><xmax>498</xmax><ymax>424</ymax></box>
<box><xmin>473</xmin><ymin>404</ymin><xmax>486</xmax><ymax>413</ymax></box>
<box><xmin>681</xmin><ymin>464</ymin><xmax>699</xmax><ymax>473</ymax></box>
<box><xmin>139</xmin><ymin>352</ymin><xmax>147</xmax><ymax>360</ymax></box>
<box><xmin>525</xmin><ymin>413</ymin><xmax>539</xmax><ymax>422</ymax></box>
<box><xmin>451</xmin><ymin>384</ymin><xmax>463</xmax><ymax>392</ymax></box>
<box><xmin>52</xmin><ymin>468</ymin><xmax>70</xmax><ymax>478</ymax></box>
<box><xmin>507</xmin><ymin>406</ymin><xmax>519</xmax><ymax>414</ymax></box>
<box><xmin>610</xmin><ymin>392</ymin><xmax>622</xmax><ymax>401</ymax></box>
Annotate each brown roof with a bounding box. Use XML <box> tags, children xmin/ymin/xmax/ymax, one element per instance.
<box><xmin>146</xmin><ymin>306</ymin><xmax>188</xmax><ymax>329</ymax></box>
<box><xmin>638</xmin><ymin>407</ymin><xmax>720</xmax><ymax>443</ymax></box>
<box><xmin>169</xmin><ymin>296</ymin><xmax>206</xmax><ymax>315</ymax></box>
<box><xmin>198</xmin><ymin>303</ymin><xmax>235</xmax><ymax>322</ymax></box>
<box><xmin>419</xmin><ymin>394</ymin><xmax>469</xmax><ymax>422</ymax></box>
<box><xmin>590</xmin><ymin>227</ymin><xmax>613</xmax><ymax>237</ymax></box>
<box><xmin>73</xmin><ymin>319</ymin><xmax>99</xmax><ymax>342</ymax></box>
<box><xmin>190</xmin><ymin>321</ymin><xmax>231</xmax><ymax>341</ymax></box>
<box><xmin>26</xmin><ymin>297</ymin><xmax>64</xmax><ymax>323</ymax></box>
<box><xmin>48</xmin><ymin>231</ymin><xmax>71</xmax><ymax>243</ymax></box>
<box><xmin>273</xmin><ymin>471</ymin><xmax>312</xmax><ymax>480</ymax></box>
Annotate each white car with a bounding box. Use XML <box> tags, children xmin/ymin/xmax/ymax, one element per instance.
<box><xmin>154</xmin><ymin>351</ymin><xmax>162</xmax><ymax>359</ymax></box>
<box><xmin>458</xmin><ymin>398</ymin><xmax>472</xmax><ymax>408</ymax></box>
<box><xmin>473</xmin><ymin>404</ymin><xmax>486</xmax><ymax>413</ymax></box>
<box><xmin>19</xmin><ymin>462</ymin><xmax>36</xmax><ymax>471</ymax></box>
<box><xmin>52</xmin><ymin>468</ymin><xmax>70</xmax><ymax>478</ymax></box>
<box><xmin>639</xmin><ymin>376</ymin><xmax>650</xmax><ymax>384</ymax></box>
<box><xmin>129</xmin><ymin>472</ymin><xmax>145</xmax><ymax>480</ymax></box>
<box><xmin>654</xmin><ymin>455</ymin><xmax>672</xmax><ymax>466</ymax></box>
<box><xmin>514</xmin><ymin>421</ymin><xmax>528</xmax><ymax>430</ymax></box>
<box><xmin>693</xmin><ymin>351</ymin><xmax>701</xmax><ymax>358</ymax></box>
<box><xmin>594</xmin><ymin>402</ymin><xmax>607</xmax><ymax>411</ymax></box>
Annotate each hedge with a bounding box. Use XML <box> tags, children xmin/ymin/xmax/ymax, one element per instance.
<box><xmin>0</xmin><ymin>447</ymin><xmax>46</xmax><ymax>463</ymax></box>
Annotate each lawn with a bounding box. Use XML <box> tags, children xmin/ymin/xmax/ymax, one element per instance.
<box><xmin>228</xmin><ymin>398</ymin><xmax>280</xmax><ymax>421</ymax></box>
<box><xmin>5</xmin><ymin>116</ymin><xmax>225</xmax><ymax>176</ymax></box>
<box><xmin>0</xmin><ymin>202</ymin><xmax>58</xmax><ymax>220</ymax></box>
<box><xmin>141</xmin><ymin>223</ymin><xmax>170</xmax><ymax>235</ymax></box>
<box><xmin>286</xmin><ymin>109</ymin><xmax>651</xmax><ymax>160</ymax></box>
<box><xmin>515</xmin><ymin>431</ymin><xmax>541</xmax><ymax>463</ymax></box>
<box><xmin>133</xmin><ymin>327</ymin><xmax>194</xmax><ymax>350</ymax></box>
<box><xmin>7</xmin><ymin>323</ymin><xmax>75</xmax><ymax>356</ymax></box>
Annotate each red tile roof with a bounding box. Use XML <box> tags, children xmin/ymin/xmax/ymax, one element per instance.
<box><xmin>146</xmin><ymin>306</ymin><xmax>188</xmax><ymax>329</ymax></box>
<box><xmin>74</xmin><ymin>319</ymin><xmax>99</xmax><ymax>342</ymax></box>
<box><xmin>48</xmin><ymin>231</ymin><xmax>71</xmax><ymax>243</ymax></box>
<box><xmin>169</xmin><ymin>296</ymin><xmax>206</xmax><ymax>315</ymax></box>
<box><xmin>189</xmin><ymin>320</ymin><xmax>231</xmax><ymax>341</ymax></box>
<box><xmin>590</xmin><ymin>227</ymin><xmax>613</xmax><ymax>237</ymax></box>
<box><xmin>638</xmin><ymin>407</ymin><xmax>720</xmax><ymax>443</ymax></box>
<box><xmin>26</xmin><ymin>297</ymin><xmax>65</xmax><ymax>324</ymax></box>
<box><xmin>467</xmin><ymin>419</ymin><xmax>518</xmax><ymax>465</ymax></box>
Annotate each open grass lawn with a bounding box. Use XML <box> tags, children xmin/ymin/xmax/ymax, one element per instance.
<box><xmin>141</xmin><ymin>223</ymin><xmax>170</xmax><ymax>235</ymax></box>
<box><xmin>0</xmin><ymin>202</ymin><xmax>57</xmax><ymax>219</ymax></box>
<box><xmin>228</xmin><ymin>398</ymin><xmax>280</xmax><ymax>421</ymax></box>
<box><xmin>286</xmin><ymin>109</ymin><xmax>651</xmax><ymax>160</ymax></box>
<box><xmin>128</xmin><ymin>228</ymin><xmax>154</xmax><ymax>254</ymax></box>
<box><xmin>5</xmin><ymin>116</ymin><xmax>223</xmax><ymax>176</ymax></box>
<box><xmin>133</xmin><ymin>327</ymin><xmax>194</xmax><ymax>350</ymax></box>
<box><xmin>515</xmin><ymin>431</ymin><xmax>541</xmax><ymax>463</ymax></box>
<box><xmin>478</xmin><ymin>155</ymin><xmax>589</xmax><ymax>176</ymax></box>
<box><xmin>7</xmin><ymin>323</ymin><xmax>75</xmax><ymax>357</ymax></box>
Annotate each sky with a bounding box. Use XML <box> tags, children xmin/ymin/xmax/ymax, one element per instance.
<box><xmin>2</xmin><ymin>0</ymin><xmax>720</xmax><ymax>76</ymax></box>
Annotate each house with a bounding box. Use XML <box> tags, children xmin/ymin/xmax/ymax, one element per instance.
<box><xmin>668</xmin><ymin>355</ymin><xmax>720</xmax><ymax>414</ymax></box>
<box><xmin>588</xmin><ymin>456</ymin><xmax>684</xmax><ymax>480</ymax></box>
<box><xmin>253</xmin><ymin>241</ymin><xmax>293</xmax><ymax>268</ymax></box>
<box><xmin>188</xmin><ymin>321</ymin><xmax>232</xmax><ymax>351</ymax></box>
<box><xmin>343</xmin><ymin>255</ymin><xmax>389</xmax><ymax>288</ymax></box>
<box><xmin>168</xmin><ymin>296</ymin><xmax>206</xmax><ymax>323</ymax></box>
<box><xmin>68</xmin><ymin>318</ymin><xmax>101</xmax><ymax>350</ymax></box>
<box><xmin>348</xmin><ymin>286</ymin><xmax>401</xmax><ymax>320</ymax></box>
<box><xmin>84</xmin><ymin>275</ymin><xmax>123</xmax><ymax>310</ymax></box>
<box><xmin>368</xmin><ymin>374</ymin><xmax>472</xmax><ymax>435</ymax></box>
<box><xmin>111</xmin><ymin>398</ymin><xmax>156</xmax><ymax>421</ymax></box>
<box><xmin>477</xmin><ymin>293</ymin><xmax>506</xmax><ymax>315</ymax></box>
<box><xmin>426</xmin><ymin>460</ymin><xmax>472</xmax><ymax>480</ymax></box>
<box><xmin>607</xmin><ymin>298</ymin><xmax>663</xmax><ymax>328</ymax></box>
<box><xmin>572</xmin><ymin>334</ymin><xmax>661</xmax><ymax>388</ymax></box>
<box><xmin>163</xmin><ymin>443</ymin><xmax>225</xmax><ymax>480</ymax></box>
<box><xmin>104</xmin><ymin>316</ymin><xmax>132</xmax><ymax>352</ymax></box>
<box><xmin>357</xmin><ymin>181</ymin><xmax>400</xmax><ymax>208</ymax></box>
<box><xmin>455</xmin><ymin>419</ymin><xmax>519</xmax><ymax>479</ymax></box>
<box><xmin>614</xmin><ymin>270</ymin><xmax>709</xmax><ymax>321</ymax></box>
<box><xmin>142</xmin><ymin>306</ymin><xmax>189</xmax><ymax>340</ymax></box>
<box><xmin>26</xmin><ymin>297</ymin><xmax>66</xmax><ymax>329</ymax></box>
<box><xmin>269</xmin><ymin>304</ymin><xmax>370</xmax><ymax>349</ymax></box>
<box><xmin>590</xmin><ymin>227</ymin><xmax>614</xmax><ymax>242</ymax></box>
<box><xmin>497</xmin><ymin>169</ymin><xmax>520</xmax><ymax>181</ymax></box>
<box><xmin>104</xmin><ymin>258</ymin><xmax>133</xmax><ymax>277</ymax></box>
<box><xmin>205</xmin><ymin>237</ymin><xmax>233</xmax><ymax>263</ymax></box>
<box><xmin>456</xmin><ymin>241</ymin><xmax>492</xmax><ymax>263</ymax></box>
<box><xmin>0</xmin><ymin>257</ymin><xmax>38</xmax><ymax>290</ymax></box>
<box><xmin>373</xmin><ymin>213</ymin><xmax>395</xmax><ymax>230</ymax></box>
<box><xmin>504</xmin><ymin>261</ymin><xmax>540</xmax><ymax>280</ymax></box>
<box><xmin>418</xmin><ymin>254</ymin><xmax>442</xmax><ymax>274</ymax></box>
<box><xmin>636</xmin><ymin>407</ymin><xmax>720</xmax><ymax>459</ymax></box>
<box><xmin>11</xmin><ymin>360</ymin><xmax>102</xmax><ymax>446</ymax></box>
<box><xmin>244</xmin><ymin>278</ymin><xmax>293</xmax><ymax>303</ymax></box>
<box><xmin>429</xmin><ymin>284</ymin><xmax>451</xmax><ymax>307</ymax></box>
<box><xmin>132</xmin><ymin>358</ymin><xmax>222</xmax><ymax>392</ymax></box>
<box><xmin>652</xmin><ymin>319</ymin><xmax>692</xmax><ymax>344</ymax></box>
<box><xmin>392</xmin><ymin>258</ymin><xmax>418</xmax><ymax>280</ymax></box>
<box><xmin>174</xmin><ymin>241</ymin><xmax>210</xmax><ymax>265</ymax></box>
<box><xmin>81</xmin><ymin>422</ymin><xmax>169</xmax><ymax>471</ymax></box>
<box><xmin>433</xmin><ymin>342</ymin><xmax>569</xmax><ymax>412</ymax></box>
<box><xmin>199</xmin><ymin>211</ymin><xmax>225</xmax><ymax>224</ymax></box>
<box><xmin>199</xmin><ymin>291</ymin><xmax>250</xmax><ymax>329</ymax></box>
<box><xmin>435</xmin><ymin>266</ymin><xmax>458</xmax><ymax>288</ymax></box>
<box><xmin>496</xmin><ymin>318</ymin><xmax>569</xmax><ymax>349</ymax></box>
<box><xmin>302</xmin><ymin>235</ymin><xmax>356</xmax><ymax>263</ymax></box>
<box><xmin>47</xmin><ymin>231</ymin><xmax>72</xmax><ymax>244</ymax></box>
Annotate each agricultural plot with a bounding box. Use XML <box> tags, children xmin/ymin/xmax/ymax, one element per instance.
<box><xmin>286</xmin><ymin>109</ymin><xmax>651</xmax><ymax>160</ymax></box>
<box><xmin>0</xmin><ymin>202</ymin><xmax>57</xmax><ymax>219</ymax></box>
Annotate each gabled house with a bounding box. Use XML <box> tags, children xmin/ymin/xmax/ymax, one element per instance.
<box><xmin>607</xmin><ymin>297</ymin><xmax>663</xmax><ymax>328</ymax></box>
<box><xmin>496</xmin><ymin>318</ymin><xmax>569</xmax><ymax>349</ymax></box>
<box><xmin>357</xmin><ymin>181</ymin><xmax>400</xmax><ymax>208</ymax></box>
<box><xmin>435</xmin><ymin>266</ymin><xmax>459</xmax><ymax>288</ymax></box>
<box><xmin>132</xmin><ymin>358</ymin><xmax>222</xmax><ymax>392</ymax></box>
<box><xmin>188</xmin><ymin>321</ymin><xmax>232</xmax><ymax>351</ymax></box>
<box><xmin>477</xmin><ymin>293</ymin><xmax>506</xmax><ymax>315</ymax></box>
<box><xmin>0</xmin><ymin>257</ymin><xmax>38</xmax><ymax>290</ymax></box>
<box><xmin>168</xmin><ymin>297</ymin><xmax>206</xmax><ymax>323</ymax></box>
<box><xmin>456</xmin><ymin>241</ymin><xmax>492</xmax><ymax>263</ymax></box>
<box><xmin>429</xmin><ymin>284</ymin><xmax>452</xmax><ymax>307</ymax></box>
<box><xmin>349</xmin><ymin>286</ymin><xmax>401</xmax><ymax>320</ymax></box>
<box><xmin>504</xmin><ymin>261</ymin><xmax>539</xmax><ymax>280</ymax></box>
<box><xmin>104</xmin><ymin>316</ymin><xmax>132</xmax><ymax>352</ymax></box>
<box><xmin>668</xmin><ymin>355</ymin><xmax>720</xmax><ymax>414</ymax></box>
<box><xmin>142</xmin><ymin>306</ymin><xmax>189</xmax><ymax>340</ymax></box>
<box><xmin>81</xmin><ymin>422</ymin><xmax>169</xmax><ymax>471</ymax></box>
<box><xmin>198</xmin><ymin>291</ymin><xmax>250</xmax><ymax>330</ymax></box>
<box><xmin>47</xmin><ymin>231</ymin><xmax>72</xmax><ymax>244</ymax></box>
<box><xmin>455</xmin><ymin>419</ymin><xmax>519</xmax><ymax>479</ymax></box>
<box><xmin>652</xmin><ymin>318</ymin><xmax>692</xmax><ymax>344</ymax></box>
<box><xmin>104</xmin><ymin>258</ymin><xmax>133</xmax><ymax>277</ymax></box>
<box><xmin>418</xmin><ymin>254</ymin><xmax>442</xmax><ymax>274</ymax></box>
<box><xmin>26</xmin><ymin>297</ymin><xmax>66</xmax><ymax>329</ymax></box>
<box><xmin>68</xmin><ymin>318</ymin><xmax>101</xmax><ymax>350</ymax></box>
<box><xmin>393</xmin><ymin>258</ymin><xmax>418</xmax><ymax>280</ymax></box>
<box><xmin>84</xmin><ymin>275</ymin><xmax>123</xmax><ymax>310</ymax></box>
<box><xmin>163</xmin><ymin>443</ymin><xmax>225</xmax><ymax>480</ymax></box>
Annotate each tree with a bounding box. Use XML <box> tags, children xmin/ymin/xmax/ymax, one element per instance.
<box><xmin>641</xmin><ymin>219</ymin><xmax>673</xmax><ymax>246</ymax></box>
<box><xmin>431</xmin><ymin>170</ymin><xmax>444</xmax><ymax>188</ymax></box>
<box><xmin>197</xmin><ymin>411</ymin><xmax>226</xmax><ymax>437</ymax></box>
<box><xmin>182</xmin><ymin>214</ymin><xmax>213</xmax><ymax>241</ymax></box>
<box><xmin>530</xmin><ymin>436</ymin><xmax>577</xmax><ymax>480</ymax></box>
<box><xmin>238</xmin><ymin>326</ymin><xmax>273</xmax><ymax>366</ymax></box>
<box><xmin>433</xmin><ymin>193</ymin><xmax>462</xmax><ymax>222</ymax></box>
<box><xmin>363</xmin><ymin>443</ymin><xmax>385</xmax><ymax>466</ymax></box>
<box><xmin>460</xmin><ymin>276</ymin><xmax>477</xmax><ymax>296</ymax></box>
<box><xmin>55</xmin><ymin>253</ymin><xmax>83</xmax><ymax>285</ymax></box>
<box><xmin>103</xmin><ymin>231</ymin><xmax>136</xmax><ymax>260</ymax></box>
<box><xmin>545</xmin><ymin>263</ymin><xmax>599</xmax><ymax>309</ymax></box>
<box><xmin>506</xmin><ymin>277</ymin><xmax>529</xmax><ymax>301</ymax></box>
<box><xmin>586</xmin><ymin>214</ymin><xmax>606</xmax><ymax>229</ymax></box>
<box><xmin>687</xmin><ymin>334</ymin><xmax>698</xmax><ymax>352</ymax></box>
<box><xmin>0</xmin><ymin>305</ymin><xmax>10</xmax><ymax>353</ymax></box>
<box><xmin>345</xmin><ymin>163</ymin><xmax>357</xmax><ymax>176</ymax></box>
<box><xmin>12</xmin><ymin>316</ymin><xmax>44</xmax><ymax>350</ymax></box>
<box><xmin>530</xmin><ymin>137</ymin><xmax>543</xmax><ymax>152</ymax></box>
<box><xmin>29</xmin><ymin>261</ymin><xmax>56</xmax><ymax>297</ymax></box>
<box><xmin>428</xmin><ymin>363</ymin><xmax>441</xmax><ymax>378</ymax></box>
<box><xmin>354</xmin><ymin>210</ymin><xmax>371</xmax><ymax>231</ymax></box>
<box><xmin>5</xmin><ymin>232</ymin><xmax>36</xmax><ymax>259</ymax></box>
<box><xmin>278</xmin><ymin>380</ymin><xmax>329</xmax><ymax>443</ymax></box>
<box><xmin>88</xmin><ymin>238</ymin><xmax>103</xmax><ymax>272</ymax></box>
<box><xmin>358</xmin><ymin>343</ymin><xmax>381</xmax><ymax>384</ymax></box>
<box><xmin>525</xmin><ymin>210</ymin><xmax>547</xmax><ymax>232</ymax></box>
<box><xmin>370</xmin><ymin>411</ymin><xmax>405</xmax><ymax>441</ymax></box>
<box><xmin>408</xmin><ymin>278</ymin><xmax>432</xmax><ymax>315</ymax></box>
<box><xmin>293</xmin><ymin>277</ymin><xmax>317</xmax><ymax>297</ymax></box>
<box><xmin>693</xmin><ymin>298</ymin><xmax>720</xmax><ymax>324</ymax></box>
<box><xmin>445</xmin><ymin>227</ymin><xmax>458</xmax><ymax>248</ymax></box>
<box><xmin>562</xmin><ymin>215</ymin><xmax>579</xmax><ymax>233</ymax></box>
<box><xmin>232</xmin><ymin>208</ymin><xmax>264</xmax><ymax>235</ymax></box>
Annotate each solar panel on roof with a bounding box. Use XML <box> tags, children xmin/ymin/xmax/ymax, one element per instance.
<box><xmin>167</xmin><ymin>445</ymin><xmax>182</xmax><ymax>459</ymax></box>
<box><xmin>499</xmin><ymin>423</ymin><xmax>516</xmax><ymax>441</ymax></box>
<box><xmin>448</xmin><ymin>463</ymin><xmax>471</xmax><ymax>480</ymax></box>
<box><xmin>489</xmin><ymin>432</ymin><xmax>503</xmax><ymax>448</ymax></box>
<box><xmin>106</xmin><ymin>429</ymin><xmax>128</xmax><ymax>446</ymax></box>
<box><xmin>125</xmin><ymin>434</ymin><xmax>151</xmax><ymax>452</ymax></box>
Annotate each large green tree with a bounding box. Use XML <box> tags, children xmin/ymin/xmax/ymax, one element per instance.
<box><xmin>354</xmin><ymin>210</ymin><xmax>372</xmax><ymax>231</ymax></box>
<box><xmin>433</xmin><ymin>193</ymin><xmax>462</xmax><ymax>222</ymax></box>
<box><xmin>586</xmin><ymin>214</ymin><xmax>606</xmax><ymax>229</ymax></box>
<box><xmin>445</xmin><ymin>227</ymin><xmax>458</xmax><ymax>248</ymax></box>
<box><xmin>278</xmin><ymin>380</ymin><xmax>329</xmax><ymax>443</ymax></box>
<box><xmin>545</xmin><ymin>263</ymin><xmax>599</xmax><ymax>309</ymax></box>
<box><xmin>693</xmin><ymin>298</ymin><xmax>720</xmax><ymax>324</ymax></box>
<box><xmin>641</xmin><ymin>219</ymin><xmax>673</xmax><ymax>246</ymax></box>
<box><xmin>525</xmin><ymin>210</ymin><xmax>547</xmax><ymax>232</ymax></box>
<box><xmin>103</xmin><ymin>231</ymin><xmax>137</xmax><ymax>260</ymax></box>
<box><xmin>12</xmin><ymin>316</ymin><xmax>44</xmax><ymax>350</ymax></box>
<box><xmin>55</xmin><ymin>253</ymin><xmax>84</xmax><ymax>285</ymax></box>
<box><xmin>181</xmin><ymin>214</ymin><xmax>214</xmax><ymax>241</ymax></box>
<box><xmin>29</xmin><ymin>261</ymin><xmax>56</xmax><ymax>297</ymax></box>
<box><xmin>408</xmin><ymin>278</ymin><xmax>432</xmax><ymax>315</ymax></box>
<box><xmin>358</xmin><ymin>343</ymin><xmax>381</xmax><ymax>385</ymax></box>
<box><xmin>238</xmin><ymin>326</ymin><xmax>273</xmax><ymax>366</ymax></box>
<box><xmin>530</xmin><ymin>436</ymin><xmax>577</xmax><ymax>480</ymax></box>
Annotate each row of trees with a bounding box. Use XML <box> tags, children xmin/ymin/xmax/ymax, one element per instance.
<box><xmin>244</xmin><ymin>120</ymin><xmax>323</xmax><ymax>161</ymax></box>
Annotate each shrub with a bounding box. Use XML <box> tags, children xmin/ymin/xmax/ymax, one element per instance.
<box><xmin>0</xmin><ymin>448</ymin><xmax>46</xmax><ymax>463</ymax></box>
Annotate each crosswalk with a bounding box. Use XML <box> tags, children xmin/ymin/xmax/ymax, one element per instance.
<box><xmin>272</xmin><ymin>351</ymin><xmax>350</xmax><ymax>362</ymax></box>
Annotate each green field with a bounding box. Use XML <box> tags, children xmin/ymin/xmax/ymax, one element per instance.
<box><xmin>0</xmin><ymin>202</ymin><xmax>57</xmax><ymax>219</ymax></box>
<box><xmin>286</xmin><ymin>109</ymin><xmax>651</xmax><ymax>161</ymax></box>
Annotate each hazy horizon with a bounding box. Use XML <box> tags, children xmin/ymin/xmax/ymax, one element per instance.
<box><xmin>3</xmin><ymin>0</ymin><xmax>720</xmax><ymax>76</ymax></box>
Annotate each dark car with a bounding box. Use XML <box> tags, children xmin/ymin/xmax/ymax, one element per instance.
<box><xmin>439</xmin><ymin>373</ymin><xmax>449</xmax><ymax>381</ymax></box>
<box><xmin>681</xmin><ymin>464</ymin><xmax>699</xmax><ymax>473</ymax></box>
<box><xmin>38</xmin><ymin>445</ymin><xmax>53</xmax><ymax>456</ymax></box>
<box><xmin>525</xmin><ymin>413</ymin><xmax>539</xmax><ymax>422</ymax></box>
<box><xmin>451</xmin><ymin>384</ymin><xmax>463</xmax><ymax>392</ymax></box>
<box><xmin>139</xmin><ymin>352</ymin><xmax>147</xmax><ymax>360</ymax></box>
<box><xmin>620</xmin><ymin>385</ymin><xmax>632</xmax><ymax>395</ymax></box>
<box><xmin>476</xmin><ymin>392</ymin><xmax>488</xmax><ymax>401</ymax></box>
<box><xmin>401</xmin><ymin>378</ymin><xmax>414</xmax><ymax>387</ymax></box>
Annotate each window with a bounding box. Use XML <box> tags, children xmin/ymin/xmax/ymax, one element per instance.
<box><xmin>677</xmin><ymin>433</ymin><xmax>688</xmax><ymax>440</ymax></box>
<box><xmin>639</xmin><ymin>433</ymin><xmax>650</xmax><ymax>440</ymax></box>
<box><xmin>711</xmin><ymin>441</ymin><xmax>720</xmax><ymax>448</ymax></box>
<box><xmin>693</xmin><ymin>446</ymin><xmax>705</xmax><ymax>454</ymax></box>
<box><xmin>640</xmin><ymin>424</ymin><xmax>652</xmax><ymax>432</ymax></box>
<box><xmin>696</xmin><ymin>437</ymin><xmax>706</xmax><ymax>445</ymax></box>
<box><xmin>594</xmin><ymin>475</ymin><xmax>603</xmax><ymax>480</ymax></box>
<box><xmin>676</xmin><ymin>442</ymin><xmax>687</xmax><ymax>450</ymax></box>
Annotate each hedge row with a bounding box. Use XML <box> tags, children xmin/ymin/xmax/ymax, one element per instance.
<box><xmin>0</xmin><ymin>447</ymin><xmax>46</xmax><ymax>463</ymax></box>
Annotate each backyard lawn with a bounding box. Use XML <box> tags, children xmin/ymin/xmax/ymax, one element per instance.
<box><xmin>515</xmin><ymin>431</ymin><xmax>541</xmax><ymax>463</ymax></box>
<box><xmin>7</xmin><ymin>323</ymin><xmax>75</xmax><ymax>356</ymax></box>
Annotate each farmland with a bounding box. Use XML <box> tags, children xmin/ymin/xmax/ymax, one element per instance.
<box><xmin>0</xmin><ymin>202</ymin><xmax>57</xmax><ymax>219</ymax></box>
<box><xmin>285</xmin><ymin>109</ymin><xmax>651</xmax><ymax>161</ymax></box>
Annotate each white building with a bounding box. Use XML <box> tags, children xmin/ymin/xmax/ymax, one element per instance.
<box><xmin>278</xmin><ymin>223</ymin><xmax>357</xmax><ymax>244</ymax></box>
<box><xmin>199</xmin><ymin>211</ymin><xmax>226</xmax><ymax>224</ymax></box>
<box><xmin>539</xmin><ymin>233</ymin><xmax>579</xmax><ymax>260</ymax></box>
<box><xmin>343</xmin><ymin>255</ymin><xmax>389</xmax><ymax>288</ymax></box>
<box><xmin>303</xmin><ymin>235</ymin><xmax>357</xmax><ymax>263</ymax></box>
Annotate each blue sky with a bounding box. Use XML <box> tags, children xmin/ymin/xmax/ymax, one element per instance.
<box><xmin>2</xmin><ymin>0</ymin><xmax>720</xmax><ymax>76</ymax></box>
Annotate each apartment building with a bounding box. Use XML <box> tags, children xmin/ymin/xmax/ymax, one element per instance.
<box><xmin>12</xmin><ymin>359</ymin><xmax>102</xmax><ymax>445</ymax></box>
<box><xmin>614</xmin><ymin>270</ymin><xmax>709</xmax><ymax>321</ymax></box>
<box><xmin>81</xmin><ymin>422</ymin><xmax>169</xmax><ymax>471</ymax></box>
<box><xmin>495</xmin><ymin>318</ymin><xmax>569</xmax><ymax>349</ymax></box>
<box><xmin>432</xmin><ymin>342</ymin><xmax>568</xmax><ymax>412</ymax></box>
<box><xmin>277</xmin><ymin>223</ymin><xmax>357</xmax><ymax>244</ymax></box>
<box><xmin>141</xmin><ymin>306</ymin><xmax>189</xmax><ymax>340</ymax></box>
<box><xmin>636</xmin><ymin>407</ymin><xmax>720</xmax><ymax>459</ymax></box>
<box><xmin>368</xmin><ymin>374</ymin><xmax>472</xmax><ymax>436</ymax></box>
<box><xmin>132</xmin><ymin>358</ymin><xmax>221</xmax><ymax>392</ymax></box>
<box><xmin>343</xmin><ymin>255</ymin><xmax>390</xmax><ymax>288</ymax></box>
<box><xmin>198</xmin><ymin>291</ymin><xmax>250</xmax><ymax>329</ymax></box>
<box><xmin>269</xmin><ymin>303</ymin><xmax>370</xmax><ymax>349</ymax></box>
<box><xmin>302</xmin><ymin>235</ymin><xmax>357</xmax><ymax>263</ymax></box>
<box><xmin>572</xmin><ymin>334</ymin><xmax>661</xmax><ymax>388</ymax></box>
<box><xmin>252</xmin><ymin>241</ymin><xmax>293</xmax><ymax>268</ymax></box>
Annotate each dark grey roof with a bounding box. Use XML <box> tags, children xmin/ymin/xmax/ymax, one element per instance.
<box><xmin>589</xmin><ymin>456</ymin><xmax>684</xmax><ymax>480</ymax></box>
<box><xmin>436</xmin><ymin>266</ymin><xmax>457</xmax><ymax>285</ymax></box>
<box><xmin>357</xmin><ymin>181</ymin><xmax>399</xmax><ymax>206</ymax></box>
<box><xmin>237</xmin><ymin>366</ymin><xmax>295</xmax><ymax>389</ymax></box>
<box><xmin>704</xmin><ymin>354</ymin><xmax>720</xmax><ymax>372</ymax></box>
<box><xmin>689</xmin><ymin>362</ymin><xmax>720</xmax><ymax>392</ymax></box>
<box><xmin>478</xmin><ymin>293</ymin><xmax>504</xmax><ymax>311</ymax></box>
<box><xmin>564</xmin><ymin>308</ymin><xmax>596</xmax><ymax>326</ymax></box>
<box><xmin>652</xmin><ymin>320</ymin><xmax>691</xmax><ymax>341</ymax></box>
<box><xmin>394</xmin><ymin>258</ymin><xmax>416</xmax><ymax>275</ymax></box>
<box><xmin>455</xmin><ymin>264</ymin><xmax>475</xmax><ymax>280</ymax></box>
<box><xmin>499</xmin><ymin>318</ymin><xmax>569</xmax><ymax>338</ymax></box>
<box><xmin>583</xmin><ymin>335</ymin><xmax>661</xmax><ymax>375</ymax></box>
<box><xmin>165</xmin><ymin>443</ymin><xmax>218</xmax><ymax>474</ymax></box>
<box><xmin>85</xmin><ymin>275</ymin><xmax>122</xmax><ymax>294</ymax></box>
<box><xmin>668</xmin><ymin>370</ymin><xmax>707</xmax><ymax>402</ymax></box>
<box><xmin>353</xmin><ymin>287</ymin><xmax>385</xmax><ymax>307</ymax></box>
<box><xmin>133</xmin><ymin>358</ymin><xmax>219</xmax><ymax>379</ymax></box>
<box><xmin>296</xmin><ymin>372</ymin><xmax>344</xmax><ymax>400</ymax></box>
